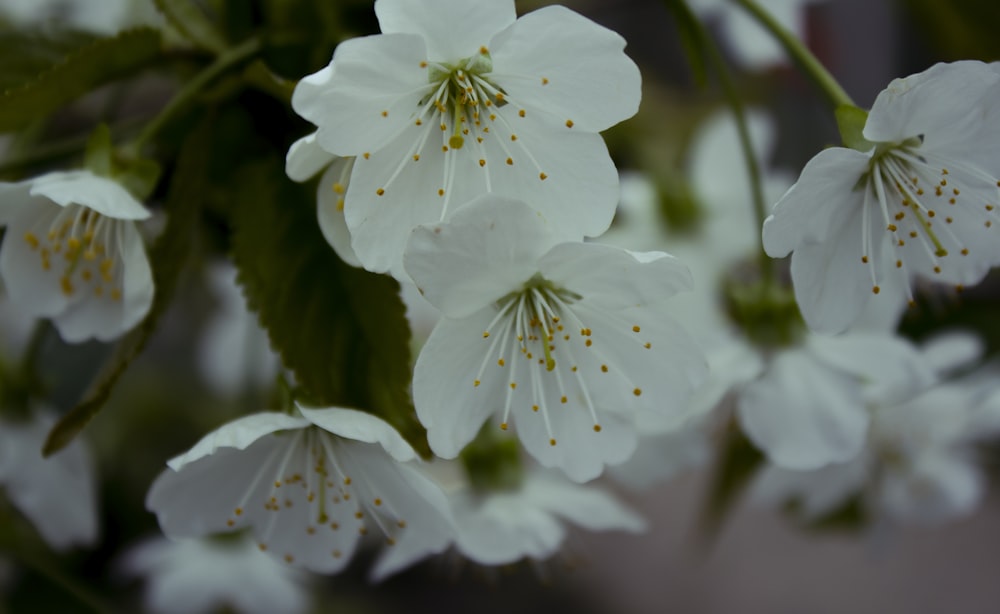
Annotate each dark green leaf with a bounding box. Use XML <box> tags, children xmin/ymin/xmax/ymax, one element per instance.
<box><xmin>0</xmin><ymin>27</ymin><xmax>97</xmax><ymax>92</ymax></box>
<box><xmin>153</xmin><ymin>0</ymin><xmax>227</xmax><ymax>53</ymax></box>
<box><xmin>0</xmin><ymin>27</ymin><xmax>162</xmax><ymax>134</ymax></box>
<box><xmin>697</xmin><ymin>418</ymin><xmax>764</xmax><ymax>542</ymax></box>
<box><xmin>229</xmin><ymin>158</ymin><xmax>427</xmax><ymax>456</ymax></box>
<box><xmin>43</xmin><ymin>118</ymin><xmax>210</xmax><ymax>456</ymax></box>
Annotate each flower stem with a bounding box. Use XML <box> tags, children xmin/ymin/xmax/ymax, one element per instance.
<box><xmin>129</xmin><ymin>37</ymin><xmax>262</xmax><ymax>154</ymax></box>
<box><xmin>670</xmin><ymin>0</ymin><xmax>773</xmax><ymax>285</ymax></box>
<box><xmin>731</xmin><ymin>0</ymin><xmax>855</xmax><ymax>109</ymax></box>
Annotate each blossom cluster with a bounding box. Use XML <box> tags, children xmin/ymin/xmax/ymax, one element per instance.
<box><xmin>2</xmin><ymin>0</ymin><xmax>1000</xmax><ymax>609</ymax></box>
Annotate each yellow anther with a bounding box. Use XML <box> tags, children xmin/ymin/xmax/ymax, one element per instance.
<box><xmin>633</xmin><ymin>388</ymin><xmax>642</xmax><ymax>397</ymax></box>
<box><xmin>500</xmin><ymin>422</ymin><xmax>508</xmax><ymax>430</ymax></box>
<box><xmin>872</xmin><ymin>285</ymin><xmax>881</xmax><ymax>294</ymax></box>
<box><xmin>565</xmin><ymin>119</ymin><xmax>574</xmax><ymax>128</ymax></box>
<box><xmin>376</xmin><ymin>188</ymin><xmax>385</xmax><ymax>196</ymax></box>
<box><xmin>506</xmin><ymin>157</ymin><xmax>513</xmax><ymax>165</ymax></box>
<box><xmin>498</xmin><ymin>358</ymin><xmax>505</xmax><ymax>367</ymax></box>
<box><xmin>333</xmin><ymin>183</ymin><xmax>345</xmax><ymax>194</ymax></box>
<box><xmin>539</xmin><ymin>172</ymin><xmax>547</xmax><ymax>180</ymax></box>
<box><xmin>60</xmin><ymin>277</ymin><xmax>74</xmax><ymax>295</ymax></box>
<box><xmin>549</xmin><ymin>438</ymin><xmax>556</xmax><ymax>446</ymax></box>
<box><xmin>593</xmin><ymin>425</ymin><xmax>602</xmax><ymax>432</ymax></box>
<box><xmin>24</xmin><ymin>232</ymin><xmax>39</xmax><ymax>249</ymax></box>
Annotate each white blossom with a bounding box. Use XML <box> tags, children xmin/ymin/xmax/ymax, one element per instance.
<box><xmin>119</xmin><ymin>536</ymin><xmax>311</xmax><ymax>614</ymax></box>
<box><xmin>291</xmin><ymin>0</ymin><xmax>640</xmax><ymax>278</ymax></box>
<box><xmin>763</xmin><ymin>61</ymin><xmax>1000</xmax><ymax>334</ymax></box>
<box><xmin>146</xmin><ymin>405</ymin><xmax>454</xmax><ymax>580</ymax></box>
<box><xmin>0</xmin><ymin>409</ymin><xmax>98</xmax><ymax>550</ymax></box>
<box><xmin>405</xmin><ymin>196</ymin><xmax>707</xmax><ymax>482</ymax></box>
<box><xmin>0</xmin><ymin>170</ymin><xmax>153</xmax><ymax>342</ymax></box>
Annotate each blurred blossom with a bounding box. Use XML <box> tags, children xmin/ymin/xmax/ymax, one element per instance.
<box><xmin>0</xmin><ymin>0</ymin><xmax>159</xmax><ymax>34</ymax></box>
<box><xmin>196</xmin><ymin>262</ymin><xmax>279</xmax><ymax>398</ymax></box>
<box><xmin>119</xmin><ymin>536</ymin><xmax>311</xmax><ymax>614</ymax></box>
<box><xmin>687</xmin><ymin>0</ymin><xmax>827</xmax><ymax>69</ymax></box>
<box><xmin>0</xmin><ymin>409</ymin><xmax>98</xmax><ymax>550</ymax></box>
<box><xmin>753</xmin><ymin>333</ymin><xmax>1000</xmax><ymax>527</ymax></box>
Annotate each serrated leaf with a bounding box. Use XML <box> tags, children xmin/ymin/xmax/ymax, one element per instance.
<box><xmin>0</xmin><ymin>27</ymin><xmax>97</xmax><ymax>92</ymax></box>
<box><xmin>0</xmin><ymin>27</ymin><xmax>162</xmax><ymax>133</ymax></box>
<box><xmin>154</xmin><ymin>0</ymin><xmax>227</xmax><ymax>53</ymax></box>
<box><xmin>697</xmin><ymin>418</ymin><xmax>764</xmax><ymax>543</ymax></box>
<box><xmin>43</xmin><ymin>119</ymin><xmax>209</xmax><ymax>456</ymax></box>
<box><xmin>229</xmin><ymin>159</ymin><xmax>427</xmax><ymax>456</ymax></box>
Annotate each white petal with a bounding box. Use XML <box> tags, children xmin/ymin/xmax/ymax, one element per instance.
<box><xmin>738</xmin><ymin>349</ymin><xmax>869</xmax><ymax>470</ymax></box>
<box><xmin>523</xmin><ymin>472</ymin><xmax>646</xmax><ymax>533</ymax></box>
<box><xmin>29</xmin><ymin>170</ymin><xmax>150</xmax><ymax>220</ymax></box>
<box><xmin>0</xmin><ymin>179</ymin><xmax>34</xmax><ymax>224</ymax></box>
<box><xmin>539</xmin><ymin>242</ymin><xmax>693</xmax><ymax>310</ymax></box>
<box><xmin>0</xmin><ymin>201</ymin><xmax>71</xmax><ymax>319</ymax></box>
<box><xmin>0</xmin><ymin>412</ymin><xmax>98</xmax><ymax>550</ymax></box>
<box><xmin>166</xmin><ymin>412</ymin><xmax>309</xmax><ymax>471</ymax></box>
<box><xmin>413</xmin><ymin>311</ymin><xmax>506</xmax><ymax>458</ymax></box>
<box><xmin>285</xmin><ymin>132</ymin><xmax>336</xmax><ymax>182</ymax></box>
<box><xmin>864</xmin><ymin>61</ymin><xmax>1000</xmax><ymax>151</ymax></box>
<box><xmin>761</xmin><ymin>147</ymin><xmax>871</xmax><ymax>258</ymax></box>
<box><xmin>877</xmin><ymin>451</ymin><xmax>984</xmax><ymax>525</ymax></box>
<box><xmin>919</xmin><ymin>331</ymin><xmax>983</xmax><ymax>376</ymax></box>
<box><xmin>316</xmin><ymin>158</ymin><xmax>361</xmax><ymax>267</ymax></box>
<box><xmin>452</xmin><ymin>488</ymin><xmax>565</xmax><ymax>564</ymax></box>
<box><xmin>375</xmin><ymin>0</ymin><xmax>515</xmax><ymax>60</ymax></box>
<box><xmin>489</xmin><ymin>5</ymin><xmax>640</xmax><ymax>132</ymax></box>
<box><xmin>301</xmin><ymin>34</ymin><xmax>431</xmax><ymax>156</ymax></box>
<box><xmin>404</xmin><ymin>196</ymin><xmax>553</xmax><ymax>318</ymax></box>
<box><xmin>297</xmin><ymin>406</ymin><xmax>417</xmax><ymax>463</ymax></box>
<box><xmin>53</xmin><ymin>220</ymin><xmax>153</xmax><ymax>342</ymax></box>
<box><xmin>751</xmin><ymin>458</ymin><xmax>868</xmax><ymax>519</ymax></box>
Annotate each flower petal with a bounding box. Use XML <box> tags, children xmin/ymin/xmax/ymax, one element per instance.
<box><xmin>300</xmin><ymin>33</ymin><xmax>431</xmax><ymax>156</ymax></box>
<box><xmin>452</xmin><ymin>489</ymin><xmax>565</xmax><ymax>564</ymax></box>
<box><xmin>877</xmin><ymin>450</ymin><xmax>983</xmax><ymax>525</ymax></box>
<box><xmin>404</xmin><ymin>196</ymin><xmax>553</xmax><ymax>318</ymax></box>
<box><xmin>0</xmin><ymin>200</ymin><xmax>72</xmax><ymax>319</ymax></box>
<box><xmin>286</xmin><ymin>132</ymin><xmax>336</xmax><ymax>182</ymax></box>
<box><xmin>375</xmin><ymin>0</ymin><xmax>515</xmax><ymax>60</ymax></box>
<box><xmin>30</xmin><ymin>170</ymin><xmax>150</xmax><ymax>220</ymax></box>
<box><xmin>489</xmin><ymin>5</ymin><xmax>640</xmax><ymax>132</ymax></box>
<box><xmin>738</xmin><ymin>348</ymin><xmax>869</xmax><ymax>470</ymax></box>
<box><xmin>297</xmin><ymin>406</ymin><xmax>417</xmax><ymax>463</ymax></box>
<box><xmin>751</xmin><ymin>458</ymin><xmax>868</xmax><ymax>519</ymax></box>
<box><xmin>524</xmin><ymin>472</ymin><xmax>646</xmax><ymax>532</ymax></box>
<box><xmin>316</xmin><ymin>158</ymin><xmax>361</xmax><ymax>267</ymax></box>
<box><xmin>166</xmin><ymin>412</ymin><xmax>309</xmax><ymax>471</ymax></box>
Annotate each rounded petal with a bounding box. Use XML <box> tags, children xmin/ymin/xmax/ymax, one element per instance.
<box><xmin>413</xmin><ymin>311</ymin><xmax>505</xmax><ymax>457</ymax></box>
<box><xmin>299</xmin><ymin>34</ymin><xmax>431</xmax><ymax>156</ymax></box>
<box><xmin>762</xmin><ymin>147</ymin><xmax>871</xmax><ymax>258</ymax></box>
<box><xmin>489</xmin><ymin>5</ymin><xmax>640</xmax><ymax>132</ymax></box>
<box><xmin>919</xmin><ymin>331</ymin><xmax>983</xmax><ymax>376</ymax></box>
<box><xmin>30</xmin><ymin>170</ymin><xmax>150</xmax><ymax>220</ymax></box>
<box><xmin>738</xmin><ymin>349</ymin><xmax>869</xmax><ymax>470</ymax></box>
<box><xmin>286</xmin><ymin>132</ymin><xmax>336</xmax><ymax>182</ymax></box>
<box><xmin>316</xmin><ymin>158</ymin><xmax>361</xmax><ymax>267</ymax></box>
<box><xmin>539</xmin><ymin>242</ymin><xmax>693</xmax><ymax>310</ymax></box>
<box><xmin>524</xmin><ymin>472</ymin><xmax>646</xmax><ymax>533</ymax></box>
<box><xmin>404</xmin><ymin>196</ymin><xmax>553</xmax><ymax>318</ymax></box>
<box><xmin>751</xmin><ymin>458</ymin><xmax>868</xmax><ymax>519</ymax></box>
<box><xmin>375</xmin><ymin>0</ymin><xmax>515</xmax><ymax>60</ymax></box>
<box><xmin>864</xmin><ymin>61</ymin><xmax>1000</xmax><ymax>152</ymax></box>
<box><xmin>166</xmin><ymin>412</ymin><xmax>309</xmax><ymax>471</ymax></box>
<box><xmin>452</xmin><ymin>489</ymin><xmax>565</xmax><ymax>564</ymax></box>
<box><xmin>877</xmin><ymin>451</ymin><xmax>984</xmax><ymax>525</ymax></box>
<box><xmin>0</xmin><ymin>201</ymin><xmax>72</xmax><ymax>319</ymax></box>
<box><xmin>297</xmin><ymin>406</ymin><xmax>417</xmax><ymax>463</ymax></box>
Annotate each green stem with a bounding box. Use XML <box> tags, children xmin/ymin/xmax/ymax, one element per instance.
<box><xmin>129</xmin><ymin>37</ymin><xmax>262</xmax><ymax>153</ymax></box>
<box><xmin>731</xmin><ymin>0</ymin><xmax>855</xmax><ymax>109</ymax></box>
<box><xmin>671</xmin><ymin>0</ymin><xmax>774</xmax><ymax>285</ymax></box>
<box><xmin>11</xmin><ymin>550</ymin><xmax>113</xmax><ymax>614</ymax></box>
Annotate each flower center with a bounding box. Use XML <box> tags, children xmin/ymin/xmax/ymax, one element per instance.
<box><xmin>23</xmin><ymin>204</ymin><xmax>123</xmax><ymax>301</ymax></box>
<box><xmin>861</xmin><ymin>137</ymin><xmax>1000</xmax><ymax>299</ymax></box>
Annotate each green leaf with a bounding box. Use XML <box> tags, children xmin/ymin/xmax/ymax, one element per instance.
<box><xmin>835</xmin><ymin>104</ymin><xmax>873</xmax><ymax>152</ymax></box>
<box><xmin>229</xmin><ymin>159</ymin><xmax>427</xmax><ymax>456</ymax></box>
<box><xmin>153</xmin><ymin>0</ymin><xmax>228</xmax><ymax>54</ymax></box>
<box><xmin>43</xmin><ymin>117</ymin><xmax>210</xmax><ymax>456</ymax></box>
<box><xmin>0</xmin><ymin>27</ymin><xmax>97</xmax><ymax>92</ymax></box>
<box><xmin>0</xmin><ymin>27</ymin><xmax>162</xmax><ymax>134</ymax></box>
<box><xmin>696</xmin><ymin>418</ymin><xmax>765</xmax><ymax>542</ymax></box>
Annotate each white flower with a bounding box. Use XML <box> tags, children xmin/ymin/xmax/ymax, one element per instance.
<box><xmin>763</xmin><ymin>61</ymin><xmax>1000</xmax><ymax>334</ymax></box>
<box><xmin>0</xmin><ymin>170</ymin><xmax>154</xmax><ymax>342</ymax></box>
<box><xmin>196</xmin><ymin>262</ymin><xmax>280</xmax><ymax>398</ymax></box>
<box><xmin>119</xmin><ymin>536</ymin><xmax>311</xmax><ymax>614</ymax></box>
<box><xmin>0</xmin><ymin>409</ymin><xmax>98</xmax><ymax>550</ymax></box>
<box><xmin>736</xmin><ymin>332</ymin><xmax>935</xmax><ymax>471</ymax></box>
<box><xmin>291</xmin><ymin>0</ymin><xmax>641</xmax><ymax>278</ymax></box>
<box><xmin>405</xmin><ymin>196</ymin><xmax>707</xmax><ymax>482</ymax></box>
<box><xmin>449</xmin><ymin>470</ymin><xmax>645</xmax><ymax>565</ymax></box>
<box><xmin>146</xmin><ymin>405</ymin><xmax>454</xmax><ymax>580</ymax></box>
<box><xmin>285</xmin><ymin>132</ymin><xmax>360</xmax><ymax>267</ymax></box>
<box><xmin>753</xmin><ymin>343</ymin><xmax>1000</xmax><ymax>527</ymax></box>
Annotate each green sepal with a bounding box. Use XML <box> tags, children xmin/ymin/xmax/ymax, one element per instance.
<box><xmin>228</xmin><ymin>158</ymin><xmax>428</xmax><ymax>457</ymax></box>
<box><xmin>242</xmin><ymin>60</ymin><xmax>296</xmax><ymax>104</ymax></box>
<box><xmin>723</xmin><ymin>273</ymin><xmax>804</xmax><ymax>349</ymax></box>
<box><xmin>0</xmin><ymin>27</ymin><xmax>162</xmax><ymax>133</ymax></box>
<box><xmin>153</xmin><ymin>0</ymin><xmax>228</xmax><ymax>54</ymax></box>
<box><xmin>83</xmin><ymin>124</ymin><xmax>114</xmax><ymax>178</ymax></box>
<box><xmin>114</xmin><ymin>158</ymin><xmax>162</xmax><ymax>202</ymax></box>
<box><xmin>835</xmin><ymin>104</ymin><xmax>874</xmax><ymax>152</ymax></box>
<box><xmin>42</xmin><ymin>118</ymin><xmax>210</xmax><ymax>457</ymax></box>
